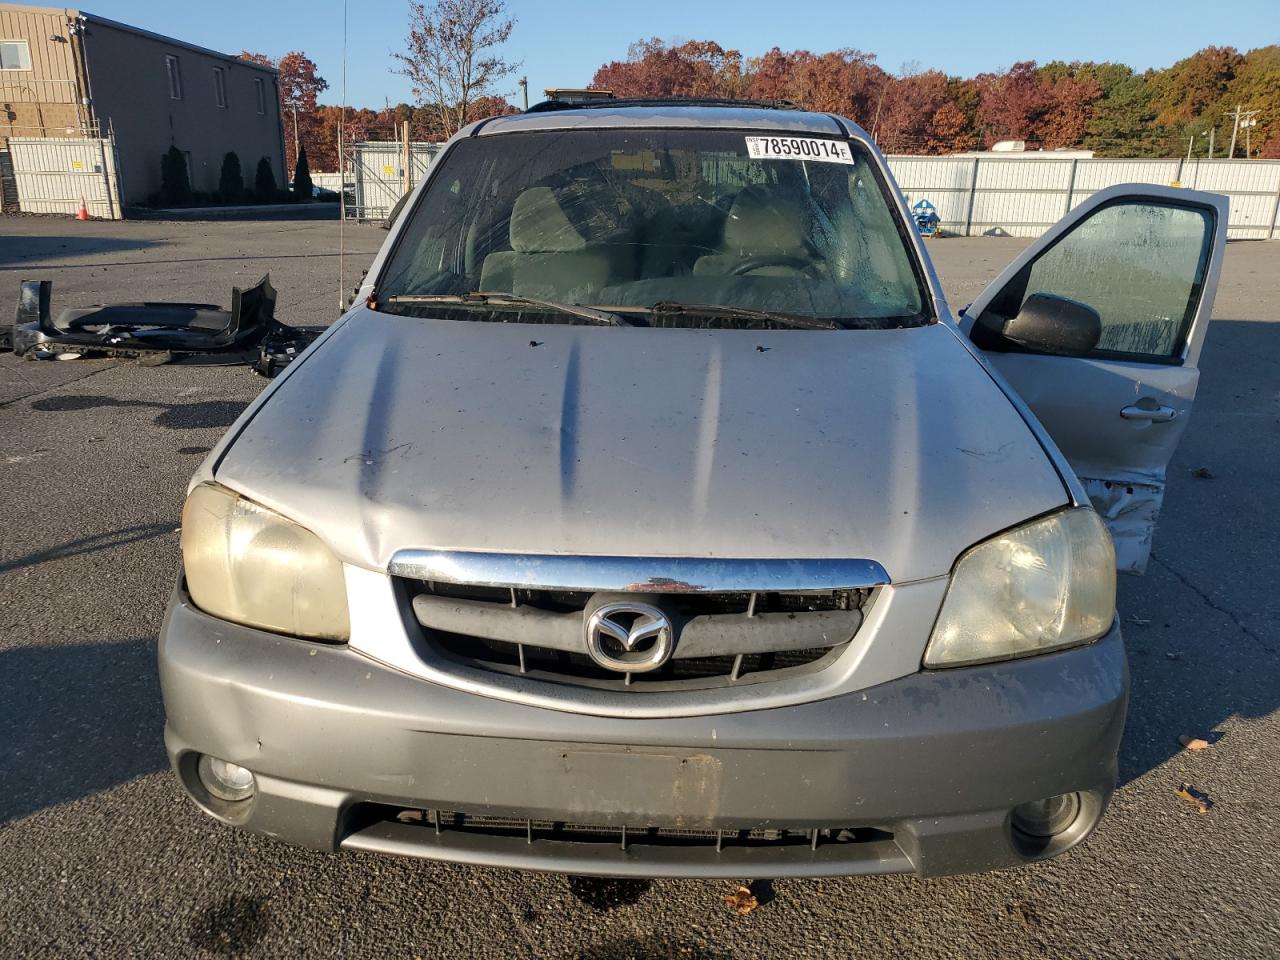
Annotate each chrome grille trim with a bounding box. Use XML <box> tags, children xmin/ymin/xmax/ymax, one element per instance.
<box><xmin>388</xmin><ymin>551</ymin><xmax>891</xmax><ymax>593</ymax></box>
<box><xmin>345</xmin><ymin>565</ymin><xmax>943</xmax><ymax>719</ymax></box>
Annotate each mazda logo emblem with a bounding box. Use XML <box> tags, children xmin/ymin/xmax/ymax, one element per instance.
<box><xmin>584</xmin><ymin>601</ymin><xmax>674</xmax><ymax>673</ymax></box>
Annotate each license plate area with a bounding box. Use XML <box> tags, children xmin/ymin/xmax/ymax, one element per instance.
<box><xmin>556</xmin><ymin>748</ymin><xmax>723</xmax><ymax>825</ymax></box>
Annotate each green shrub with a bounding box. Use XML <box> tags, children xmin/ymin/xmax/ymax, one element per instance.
<box><xmin>254</xmin><ymin>157</ymin><xmax>279</xmax><ymax>202</ymax></box>
<box><xmin>292</xmin><ymin>145</ymin><xmax>313</xmax><ymax>202</ymax></box>
<box><xmin>160</xmin><ymin>145</ymin><xmax>191</xmax><ymax>206</ymax></box>
<box><xmin>217</xmin><ymin>152</ymin><xmax>244</xmax><ymax>204</ymax></box>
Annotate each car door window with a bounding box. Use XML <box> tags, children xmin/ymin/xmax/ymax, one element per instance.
<box><xmin>987</xmin><ymin>201</ymin><xmax>1213</xmax><ymax>361</ymax></box>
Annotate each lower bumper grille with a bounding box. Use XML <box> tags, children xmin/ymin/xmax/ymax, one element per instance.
<box><xmin>365</xmin><ymin>806</ymin><xmax>893</xmax><ymax>853</ymax></box>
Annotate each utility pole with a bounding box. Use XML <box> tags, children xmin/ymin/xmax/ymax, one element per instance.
<box><xmin>519</xmin><ymin>76</ymin><xmax>528</xmax><ymax>110</ymax></box>
<box><xmin>1207</xmin><ymin>127</ymin><xmax>1214</xmax><ymax>159</ymax></box>
<box><xmin>1185</xmin><ymin>132</ymin><xmax>1197</xmax><ymax>164</ymax></box>
<box><xmin>1226</xmin><ymin>105</ymin><xmax>1258</xmax><ymax>159</ymax></box>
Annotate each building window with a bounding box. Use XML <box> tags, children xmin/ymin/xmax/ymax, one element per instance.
<box><xmin>253</xmin><ymin>77</ymin><xmax>266</xmax><ymax>115</ymax></box>
<box><xmin>213</xmin><ymin>67</ymin><xmax>226</xmax><ymax>108</ymax></box>
<box><xmin>0</xmin><ymin>40</ymin><xmax>32</xmax><ymax>70</ymax></box>
<box><xmin>165</xmin><ymin>54</ymin><xmax>183</xmax><ymax>100</ymax></box>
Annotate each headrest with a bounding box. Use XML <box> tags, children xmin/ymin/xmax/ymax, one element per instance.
<box><xmin>722</xmin><ymin>187</ymin><xmax>809</xmax><ymax>256</ymax></box>
<box><xmin>509</xmin><ymin>187</ymin><xmax>587</xmax><ymax>253</ymax></box>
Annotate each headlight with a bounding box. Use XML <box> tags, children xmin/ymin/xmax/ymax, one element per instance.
<box><xmin>924</xmin><ymin>507</ymin><xmax>1114</xmax><ymax>667</ymax></box>
<box><xmin>181</xmin><ymin>483</ymin><xmax>350</xmax><ymax>641</ymax></box>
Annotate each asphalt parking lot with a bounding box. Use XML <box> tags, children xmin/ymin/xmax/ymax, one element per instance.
<box><xmin>0</xmin><ymin>215</ymin><xmax>1277</xmax><ymax>959</ymax></box>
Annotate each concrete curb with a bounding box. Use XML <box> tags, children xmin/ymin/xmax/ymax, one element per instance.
<box><xmin>126</xmin><ymin>202</ymin><xmax>339</xmax><ymax>221</ymax></box>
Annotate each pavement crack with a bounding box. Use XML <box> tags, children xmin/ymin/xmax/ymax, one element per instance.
<box><xmin>1150</xmin><ymin>550</ymin><xmax>1275</xmax><ymax>653</ymax></box>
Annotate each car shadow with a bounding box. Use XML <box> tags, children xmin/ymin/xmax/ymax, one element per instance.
<box><xmin>0</xmin><ymin>235</ymin><xmax>158</xmax><ymax>267</ymax></box>
<box><xmin>0</xmin><ymin>637</ymin><xmax>167</xmax><ymax>824</ymax></box>
<box><xmin>29</xmin><ymin>394</ymin><xmax>248</xmax><ymax>429</ymax></box>
<box><xmin>1114</xmin><ymin>316</ymin><xmax>1279</xmax><ymax>785</ymax></box>
<box><xmin>0</xmin><ymin>521</ymin><xmax>174</xmax><ymax>575</ymax></box>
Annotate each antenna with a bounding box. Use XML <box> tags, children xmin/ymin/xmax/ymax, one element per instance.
<box><xmin>338</xmin><ymin>0</ymin><xmax>348</xmax><ymax>313</ymax></box>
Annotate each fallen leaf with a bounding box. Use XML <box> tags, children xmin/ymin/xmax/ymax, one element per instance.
<box><xmin>1178</xmin><ymin>735</ymin><xmax>1210</xmax><ymax>751</ymax></box>
<box><xmin>1174</xmin><ymin>782</ymin><xmax>1213</xmax><ymax>814</ymax></box>
<box><xmin>724</xmin><ymin>885</ymin><xmax>760</xmax><ymax>915</ymax></box>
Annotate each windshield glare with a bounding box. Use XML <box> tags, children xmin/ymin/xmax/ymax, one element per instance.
<box><xmin>378</xmin><ymin>128</ymin><xmax>927</xmax><ymax>327</ymax></box>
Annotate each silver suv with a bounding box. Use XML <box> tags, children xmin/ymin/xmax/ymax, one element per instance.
<box><xmin>160</xmin><ymin>101</ymin><xmax>1226</xmax><ymax>878</ymax></box>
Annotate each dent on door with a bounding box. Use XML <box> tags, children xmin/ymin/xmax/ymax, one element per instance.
<box><xmin>960</xmin><ymin>184</ymin><xmax>1228</xmax><ymax>573</ymax></box>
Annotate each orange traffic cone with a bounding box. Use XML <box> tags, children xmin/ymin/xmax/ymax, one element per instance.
<box><xmin>76</xmin><ymin>196</ymin><xmax>89</xmax><ymax>221</ymax></box>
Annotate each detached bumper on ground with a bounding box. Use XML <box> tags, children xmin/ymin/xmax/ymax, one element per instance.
<box><xmin>159</xmin><ymin>586</ymin><xmax>1127</xmax><ymax>879</ymax></box>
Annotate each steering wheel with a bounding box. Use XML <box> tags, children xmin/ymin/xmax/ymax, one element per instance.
<box><xmin>730</xmin><ymin>254</ymin><xmax>813</xmax><ymax>276</ymax></box>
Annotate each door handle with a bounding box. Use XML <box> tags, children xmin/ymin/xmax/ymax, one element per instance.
<box><xmin>1121</xmin><ymin>404</ymin><xmax>1178</xmax><ymax>423</ymax></box>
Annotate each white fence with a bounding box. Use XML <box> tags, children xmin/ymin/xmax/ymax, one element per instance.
<box><xmin>348</xmin><ymin>141</ymin><xmax>444</xmax><ymax>221</ymax></box>
<box><xmin>311</xmin><ymin>171</ymin><xmax>344</xmax><ymax>193</ymax></box>
<box><xmin>7</xmin><ymin>136</ymin><xmax>123</xmax><ymax>219</ymax></box>
<box><xmin>887</xmin><ymin>155</ymin><xmax>1280</xmax><ymax>240</ymax></box>
<box><xmin>340</xmin><ymin>144</ymin><xmax>1279</xmax><ymax>238</ymax></box>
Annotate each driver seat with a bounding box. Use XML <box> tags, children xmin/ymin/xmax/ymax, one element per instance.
<box><xmin>693</xmin><ymin>186</ymin><xmax>814</xmax><ymax>277</ymax></box>
<box><xmin>479</xmin><ymin>186</ymin><xmax>630</xmax><ymax>300</ymax></box>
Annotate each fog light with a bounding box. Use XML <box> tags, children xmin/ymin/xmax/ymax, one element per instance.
<box><xmin>197</xmin><ymin>755</ymin><xmax>256</xmax><ymax>802</ymax></box>
<box><xmin>1011</xmin><ymin>792</ymin><xmax>1081</xmax><ymax>837</ymax></box>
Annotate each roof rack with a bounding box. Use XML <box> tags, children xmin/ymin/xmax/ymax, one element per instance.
<box><xmin>524</xmin><ymin>96</ymin><xmax>801</xmax><ymax>114</ymax></box>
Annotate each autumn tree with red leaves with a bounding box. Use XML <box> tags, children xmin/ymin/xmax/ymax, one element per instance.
<box><xmin>592</xmin><ymin>39</ymin><xmax>746</xmax><ymax>99</ymax></box>
<box><xmin>278</xmin><ymin>53</ymin><xmax>328</xmax><ymax>174</ymax></box>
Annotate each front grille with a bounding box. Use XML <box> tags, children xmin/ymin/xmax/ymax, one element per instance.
<box><xmin>400</xmin><ymin>578</ymin><xmax>871</xmax><ymax>692</ymax></box>
<box><xmin>370</xmin><ymin>806</ymin><xmax>892</xmax><ymax>853</ymax></box>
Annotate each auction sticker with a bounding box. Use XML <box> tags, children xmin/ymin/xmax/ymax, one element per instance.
<box><xmin>745</xmin><ymin>136</ymin><xmax>854</xmax><ymax>164</ymax></box>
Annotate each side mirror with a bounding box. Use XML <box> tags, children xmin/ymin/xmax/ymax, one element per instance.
<box><xmin>1002</xmin><ymin>292</ymin><xmax>1101</xmax><ymax>357</ymax></box>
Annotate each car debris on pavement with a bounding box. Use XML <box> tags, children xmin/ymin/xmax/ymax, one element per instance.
<box><xmin>5</xmin><ymin>274</ymin><xmax>316</xmax><ymax>377</ymax></box>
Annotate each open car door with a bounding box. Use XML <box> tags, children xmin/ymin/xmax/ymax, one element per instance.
<box><xmin>959</xmin><ymin>184</ymin><xmax>1228</xmax><ymax>573</ymax></box>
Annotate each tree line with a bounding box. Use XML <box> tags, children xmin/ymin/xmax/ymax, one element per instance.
<box><xmin>592</xmin><ymin>39</ymin><xmax>1280</xmax><ymax>159</ymax></box>
<box><xmin>240</xmin><ymin>1</ymin><xmax>1280</xmax><ymax>176</ymax></box>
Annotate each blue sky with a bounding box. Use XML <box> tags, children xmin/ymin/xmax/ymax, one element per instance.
<box><xmin>82</xmin><ymin>0</ymin><xmax>1278</xmax><ymax>109</ymax></box>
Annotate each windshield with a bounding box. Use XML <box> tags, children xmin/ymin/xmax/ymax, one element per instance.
<box><xmin>377</xmin><ymin>127</ymin><xmax>927</xmax><ymax>328</ymax></box>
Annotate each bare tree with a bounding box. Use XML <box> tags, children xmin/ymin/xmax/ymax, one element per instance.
<box><xmin>393</xmin><ymin>0</ymin><xmax>519</xmax><ymax>138</ymax></box>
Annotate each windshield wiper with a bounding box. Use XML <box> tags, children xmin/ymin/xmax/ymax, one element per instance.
<box><xmin>645</xmin><ymin>301</ymin><xmax>841</xmax><ymax>331</ymax></box>
<box><xmin>381</xmin><ymin>292</ymin><xmax>633</xmax><ymax>327</ymax></box>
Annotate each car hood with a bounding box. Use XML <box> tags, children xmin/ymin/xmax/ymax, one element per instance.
<box><xmin>213</xmin><ymin>308</ymin><xmax>1068</xmax><ymax>582</ymax></box>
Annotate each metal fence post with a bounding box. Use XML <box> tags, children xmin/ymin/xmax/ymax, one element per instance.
<box><xmin>96</xmin><ymin>135</ymin><xmax>115</xmax><ymax>220</ymax></box>
<box><xmin>402</xmin><ymin>120</ymin><xmax>411</xmax><ymax>197</ymax></box>
<box><xmin>1269</xmin><ymin>165</ymin><xmax>1280</xmax><ymax>241</ymax></box>
<box><xmin>963</xmin><ymin>157</ymin><xmax>979</xmax><ymax>237</ymax></box>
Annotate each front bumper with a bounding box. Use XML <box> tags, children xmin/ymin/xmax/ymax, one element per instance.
<box><xmin>159</xmin><ymin>586</ymin><xmax>1128</xmax><ymax>878</ymax></box>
